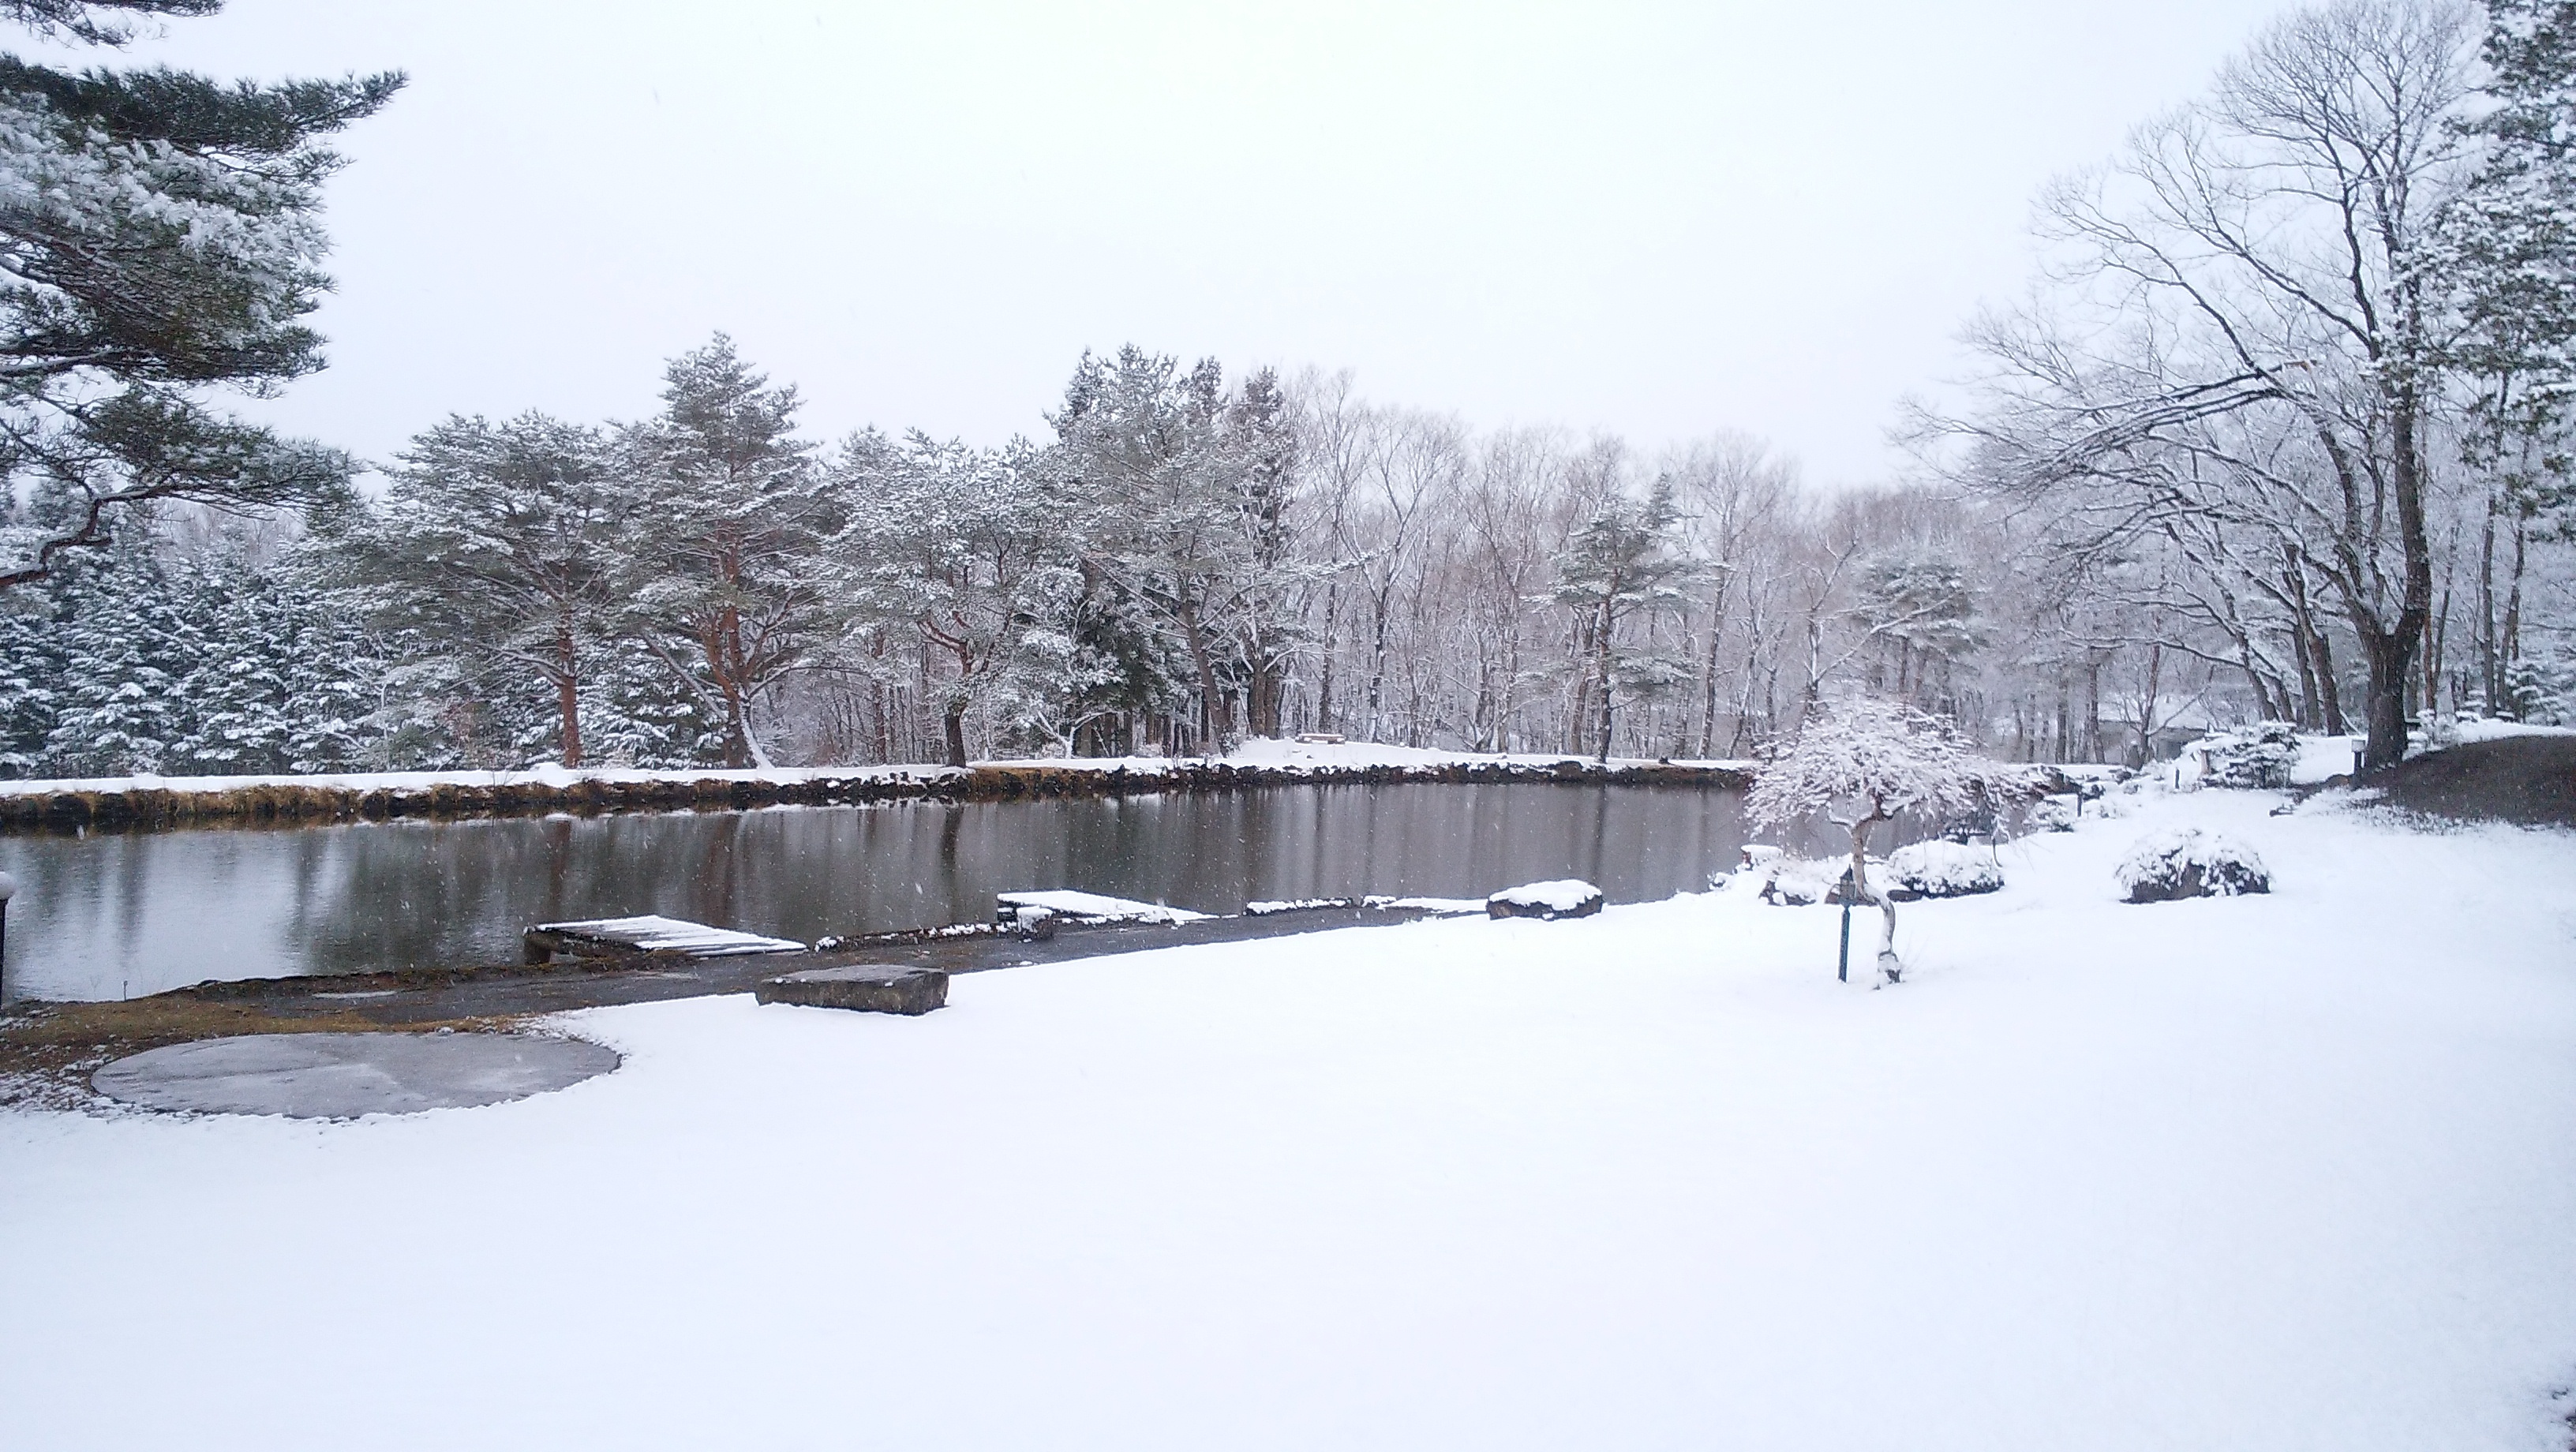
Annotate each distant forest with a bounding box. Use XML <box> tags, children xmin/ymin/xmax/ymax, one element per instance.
<box><xmin>2</xmin><ymin>0</ymin><xmax>2572</xmax><ymax>777</ymax></box>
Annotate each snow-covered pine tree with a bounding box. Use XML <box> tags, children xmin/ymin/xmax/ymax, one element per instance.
<box><xmin>617</xmin><ymin>335</ymin><xmax>835</xmax><ymax>769</ymax></box>
<box><xmin>0</xmin><ymin>1</ymin><xmax>396</xmax><ymax>590</ymax></box>
<box><xmin>1046</xmin><ymin>346</ymin><xmax>1256</xmax><ymax>754</ymax></box>
<box><xmin>1551</xmin><ymin>477</ymin><xmax>1698</xmax><ymax>761</ymax></box>
<box><xmin>2448</xmin><ymin>0</ymin><xmax>2576</xmax><ymax>530</ymax></box>
<box><xmin>325</xmin><ymin>412</ymin><xmax>621</xmax><ymax>766</ymax></box>
<box><xmin>1852</xmin><ymin>552</ymin><xmax>1980</xmax><ymax>712</ymax></box>
<box><xmin>42</xmin><ymin>534</ymin><xmax>197</xmax><ymax>774</ymax></box>
<box><xmin>834</xmin><ymin>431</ymin><xmax>1079</xmax><ymax>767</ymax></box>
<box><xmin>1226</xmin><ymin>366</ymin><xmax>1308</xmax><ymax>741</ymax></box>
<box><xmin>169</xmin><ymin>549</ymin><xmax>294</xmax><ymax>773</ymax></box>
<box><xmin>575</xmin><ymin>634</ymin><xmax>722</xmax><ymax>768</ymax></box>
<box><xmin>0</xmin><ymin>572</ymin><xmax>61</xmax><ymax>773</ymax></box>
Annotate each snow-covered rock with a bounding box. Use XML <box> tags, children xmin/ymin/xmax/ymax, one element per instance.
<box><xmin>1885</xmin><ymin>840</ymin><xmax>2005</xmax><ymax>899</ymax></box>
<box><xmin>1486</xmin><ymin>880</ymin><xmax>1604</xmax><ymax>920</ymax></box>
<box><xmin>2115</xmin><ymin>829</ymin><xmax>2271</xmax><ymax>903</ymax></box>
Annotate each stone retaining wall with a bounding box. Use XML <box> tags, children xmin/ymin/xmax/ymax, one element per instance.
<box><xmin>0</xmin><ymin>758</ymin><xmax>1760</xmax><ymax>835</ymax></box>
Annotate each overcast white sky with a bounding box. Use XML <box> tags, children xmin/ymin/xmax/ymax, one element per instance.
<box><xmin>82</xmin><ymin>0</ymin><xmax>2291</xmax><ymax>485</ymax></box>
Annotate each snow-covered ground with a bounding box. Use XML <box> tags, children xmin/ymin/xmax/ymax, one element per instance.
<box><xmin>6</xmin><ymin>787</ymin><xmax>2576</xmax><ymax>1450</ymax></box>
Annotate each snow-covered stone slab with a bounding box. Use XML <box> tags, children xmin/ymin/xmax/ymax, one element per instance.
<box><xmin>991</xmin><ymin>890</ymin><xmax>1212</xmax><ymax>927</ymax></box>
<box><xmin>756</xmin><ymin>966</ymin><xmax>948</xmax><ymax>1016</ymax></box>
<box><xmin>1486</xmin><ymin>880</ymin><xmax>1604</xmax><ymax>921</ymax></box>
<box><xmin>525</xmin><ymin>915</ymin><xmax>806</xmax><ymax>964</ymax></box>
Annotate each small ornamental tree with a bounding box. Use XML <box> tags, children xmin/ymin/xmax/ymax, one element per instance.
<box><xmin>1747</xmin><ymin>696</ymin><xmax>1988</xmax><ymax>982</ymax></box>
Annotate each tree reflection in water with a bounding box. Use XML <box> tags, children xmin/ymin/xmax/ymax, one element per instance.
<box><xmin>0</xmin><ymin>784</ymin><xmax>1797</xmax><ymax>1001</ymax></box>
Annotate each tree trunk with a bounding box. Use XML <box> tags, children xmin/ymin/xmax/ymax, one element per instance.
<box><xmin>941</xmin><ymin>697</ymin><xmax>969</xmax><ymax>769</ymax></box>
<box><xmin>1848</xmin><ymin>808</ymin><xmax>1900</xmax><ymax>982</ymax></box>
<box><xmin>553</xmin><ymin>619</ymin><xmax>583</xmax><ymax>769</ymax></box>
<box><xmin>1593</xmin><ymin>596</ymin><xmax>1617</xmax><ymax>763</ymax></box>
<box><xmin>1178</xmin><ymin>595</ymin><xmax>1233</xmax><ymax>755</ymax></box>
<box><xmin>2359</xmin><ymin>628</ymin><xmax>2413</xmax><ymax>770</ymax></box>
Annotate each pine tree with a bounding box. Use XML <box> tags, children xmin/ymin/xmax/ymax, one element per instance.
<box><xmin>43</xmin><ymin>536</ymin><xmax>197</xmax><ymax>774</ymax></box>
<box><xmin>1046</xmin><ymin>346</ymin><xmax>1254</xmax><ymax>754</ymax></box>
<box><xmin>0</xmin><ymin>1</ymin><xmax>399</xmax><ymax>589</ymax></box>
<box><xmin>2449</xmin><ymin>0</ymin><xmax>2576</xmax><ymax>526</ymax></box>
<box><xmin>618</xmin><ymin>335</ymin><xmax>835</xmax><ymax>769</ymax></box>
<box><xmin>324</xmin><ymin>412</ymin><xmax>620</xmax><ymax>766</ymax></box>
<box><xmin>0</xmin><ymin>577</ymin><xmax>61</xmax><ymax>773</ymax></box>
<box><xmin>1551</xmin><ymin>479</ymin><xmax>1698</xmax><ymax>761</ymax></box>
<box><xmin>836</xmin><ymin>431</ymin><xmax>1080</xmax><ymax>766</ymax></box>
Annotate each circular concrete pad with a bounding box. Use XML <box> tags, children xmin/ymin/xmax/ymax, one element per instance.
<box><xmin>93</xmin><ymin>1033</ymin><xmax>620</xmax><ymax>1118</ymax></box>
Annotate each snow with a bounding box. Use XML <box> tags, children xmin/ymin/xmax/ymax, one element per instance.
<box><xmin>535</xmin><ymin>915</ymin><xmax>807</xmax><ymax>956</ymax></box>
<box><xmin>990</xmin><ymin>890</ymin><xmax>1212</xmax><ymax>925</ymax></box>
<box><xmin>2448</xmin><ymin>718</ymin><xmax>2576</xmax><ymax>745</ymax></box>
<box><xmin>6</xmin><ymin>788</ymin><xmax>2576</xmax><ymax>1450</ymax></box>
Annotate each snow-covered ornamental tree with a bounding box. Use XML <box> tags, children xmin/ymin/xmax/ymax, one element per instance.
<box><xmin>1747</xmin><ymin>696</ymin><xmax>1987</xmax><ymax>982</ymax></box>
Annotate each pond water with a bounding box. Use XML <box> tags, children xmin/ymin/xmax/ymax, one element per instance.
<box><xmin>0</xmin><ymin>782</ymin><xmax>1815</xmax><ymax>1003</ymax></box>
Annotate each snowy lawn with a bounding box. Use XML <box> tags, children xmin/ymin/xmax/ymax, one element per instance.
<box><xmin>6</xmin><ymin>789</ymin><xmax>2576</xmax><ymax>1450</ymax></box>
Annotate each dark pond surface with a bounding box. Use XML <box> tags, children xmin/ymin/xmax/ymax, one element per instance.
<box><xmin>0</xmin><ymin>782</ymin><xmax>1811</xmax><ymax>1003</ymax></box>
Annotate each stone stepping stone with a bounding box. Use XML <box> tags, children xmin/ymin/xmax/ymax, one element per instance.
<box><xmin>757</xmin><ymin>966</ymin><xmax>947</xmax><ymax>1016</ymax></box>
<box><xmin>93</xmin><ymin>1032</ymin><xmax>620</xmax><ymax>1118</ymax></box>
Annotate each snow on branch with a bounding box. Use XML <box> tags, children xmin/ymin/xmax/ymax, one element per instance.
<box><xmin>1747</xmin><ymin>695</ymin><xmax>1989</xmax><ymax>831</ymax></box>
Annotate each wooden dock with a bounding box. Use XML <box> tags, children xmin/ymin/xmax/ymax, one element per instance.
<box><xmin>524</xmin><ymin>915</ymin><xmax>806</xmax><ymax>965</ymax></box>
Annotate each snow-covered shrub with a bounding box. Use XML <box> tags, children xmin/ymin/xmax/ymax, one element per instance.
<box><xmin>2115</xmin><ymin>829</ymin><xmax>2271</xmax><ymax>904</ymax></box>
<box><xmin>2027</xmin><ymin>795</ymin><xmax>2079</xmax><ymax>832</ymax></box>
<box><xmin>1758</xmin><ymin>855</ymin><xmax>1855</xmax><ymax>906</ymax></box>
<box><xmin>2198</xmin><ymin>722</ymin><xmax>2303</xmax><ymax>788</ymax></box>
<box><xmin>1885</xmin><ymin>840</ymin><xmax>2003</xmax><ymax>899</ymax></box>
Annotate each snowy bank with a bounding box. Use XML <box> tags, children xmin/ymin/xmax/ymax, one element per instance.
<box><xmin>0</xmin><ymin>741</ymin><xmax>1781</xmax><ymax>833</ymax></box>
<box><xmin>6</xmin><ymin>787</ymin><xmax>2575</xmax><ymax>1449</ymax></box>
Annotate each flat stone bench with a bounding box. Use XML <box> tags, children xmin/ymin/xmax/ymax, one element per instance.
<box><xmin>755</xmin><ymin>965</ymin><xmax>949</xmax><ymax>1016</ymax></box>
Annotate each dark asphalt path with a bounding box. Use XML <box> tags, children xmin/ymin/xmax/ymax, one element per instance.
<box><xmin>156</xmin><ymin>904</ymin><xmax>1460</xmax><ymax>1025</ymax></box>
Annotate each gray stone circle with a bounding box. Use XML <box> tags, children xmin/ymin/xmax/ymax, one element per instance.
<box><xmin>93</xmin><ymin>1031</ymin><xmax>621</xmax><ymax>1119</ymax></box>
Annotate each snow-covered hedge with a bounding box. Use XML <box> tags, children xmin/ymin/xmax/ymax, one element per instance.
<box><xmin>2115</xmin><ymin>829</ymin><xmax>2271</xmax><ymax>904</ymax></box>
<box><xmin>1885</xmin><ymin>840</ymin><xmax>2004</xmax><ymax>899</ymax></box>
<box><xmin>2028</xmin><ymin>795</ymin><xmax>2079</xmax><ymax>833</ymax></box>
<box><xmin>2198</xmin><ymin>722</ymin><xmax>2303</xmax><ymax>789</ymax></box>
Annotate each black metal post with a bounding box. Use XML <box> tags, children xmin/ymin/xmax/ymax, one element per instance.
<box><xmin>1837</xmin><ymin>899</ymin><xmax>1852</xmax><ymax>983</ymax></box>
